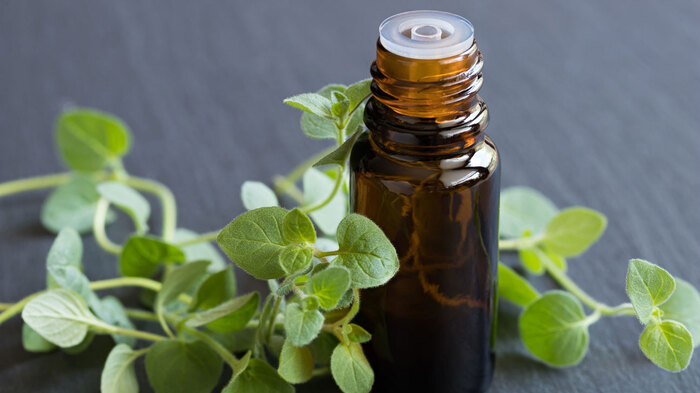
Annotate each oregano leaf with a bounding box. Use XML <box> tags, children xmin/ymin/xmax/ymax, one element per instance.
<box><xmin>284</xmin><ymin>93</ymin><xmax>333</xmax><ymax>118</ymax></box>
<box><xmin>303</xmin><ymin>168</ymin><xmax>347</xmax><ymax>236</ymax></box>
<box><xmin>344</xmin><ymin>324</ymin><xmax>372</xmax><ymax>344</ymax></box>
<box><xmin>542</xmin><ymin>207</ymin><xmax>607</xmax><ymax>257</ymax></box>
<box><xmin>330</xmin><ymin>342</ymin><xmax>374</xmax><ymax>393</ymax></box>
<box><xmin>119</xmin><ymin>236</ymin><xmax>185</xmax><ymax>277</ymax></box>
<box><xmin>97</xmin><ymin>181</ymin><xmax>151</xmax><ymax>234</ymax></box>
<box><xmin>499</xmin><ymin>187</ymin><xmax>558</xmax><ymax>239</ymax></box>
<box><xmin>283</xmin><ymin>208</ymin><xmax>316</xmax><ymax>244</ymax></box>
<box><xmin>300</xmin><ymin>112</ymin><xmax>337</xmax><ymax>140</ymax></box>
<box><xmin>626</xmin><ymin>259</ymin><xmax>676</xmax><ymax>324</ymax></box>
<box><xmin>305</xmin><ymin>266</ymin><xmax>351</xmax><ymax>309</ymax></box>
<box><xmin>22</xmin><ymin>324</ymin><xmax>56</xmax><ymax>353</ymax></box>
<box><xmin>518</xmin><ymin>247</ymin><xmax>545</xmax><ymax>275</ymax></box>
<box><xmin>497</xmin><ymin>262</ymin><xmax>540</xmax><ymax>307</ymax></box>
<box><xmin>41</xmin><ymin>175</ymin><xmax>115</xmax><ymax>234</ymax></box>
<box><xmin>156</xmin><ymin>261</ymin><xmax>210</xmax><ymax>310</ymax></box>
<box><xmin>222</xmin><ymin>358</ymin><xmax>294</xmax><ymax>393</ymax></box>
<box><xmin>217</xmin><ymin>207</ymin><xmax>290</xmax><ymax>280</ymax></box>
<box><xmin>333</xmin><ymin>214</ymin><xmax>399</xmax><ymax>289</ymax></box>
<box><xmin>284</xmin><ymin>302</ymin><xmax>324</xmax><ymax>346</ymax></box>
<box><xmin>659</xmin><ymin>279</ymin><xmax>700</xmax><ymax>347</ymax></box>
<box><xmin>344</xmin><ymin>79</ymin><xmax>371</xmax><ymax>112</ymax></box>
<box><xmin>185</xmin><ymin>292</ymin><xmax>259</xmax><ymax>333</ymax></box>
<box><xmin>313</xmin><ymin>129</ymin><xmax>363</xmax><ymax>168</ymax></box>
<box><xmin>173</xmin><ymin>228</ymin><xmax>227</xmax><ymax>272</ymax></box>
<box><xmin>100</xmin><ymin>344</ymin><xmax>141</xmax><ymax>393</ymax></box>
<box><xmin>241</xmin><ymin>181</ymin><xmax>279</xmax><ymax>211</ymax></box>
<box><xmin>188</xmin><ymin>266</ymin><xmax>237</xmax><ymax>311</ymax></box>
<box><xmin>279</xmin><ymin>245</ymin><xmax>314</xmax><ymax>275</ymax></box>
<box><xmin>277</xmin><ymin>340</ymin><xmax>314</xmax><ymax>384</ymax></box>
<box><xmin>145</xmin><ymin>339</ymin><xmax>223</xmax><ymax>393</ymax></box>
<box><xmin>46</xmin><ymin>228</ymin><xmax>83</xmax><ymax>288</ymax></box>
<box><xmin>330</xmin><ymin>91</ymin><xmax>350</xmax><ymax>118</ymax></box>
<box><xmin>639</xmin><ymin>320</ymin><xmax>693</xmax><ymax>372</ymax></box>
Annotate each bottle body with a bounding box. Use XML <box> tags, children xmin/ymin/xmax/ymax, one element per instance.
<box><xmin>350</xmin><ymin>12</ymin><xmax>499</xmax><ymax>392</ymax></box>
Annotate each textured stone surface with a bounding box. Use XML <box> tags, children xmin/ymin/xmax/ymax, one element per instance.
<box><xmin>1</xmin><ymin>1</ymin><xmax>698</xmax><ymax>391</ymax></box>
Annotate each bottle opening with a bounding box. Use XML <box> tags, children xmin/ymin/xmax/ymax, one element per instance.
<box><xmin>379</xmin><ymin>10</ymin><xmax>474</xmax><ymax>59</ymax></box>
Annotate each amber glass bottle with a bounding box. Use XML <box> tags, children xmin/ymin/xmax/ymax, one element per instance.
<box><xmin>350</xmin><ymin>11</ymin><xmax>500</xmax><ymax>393</ymax></box>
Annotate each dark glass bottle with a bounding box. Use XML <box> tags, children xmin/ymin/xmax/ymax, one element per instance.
<box><xmin>350</xmin><ymin>11</ymin><xmax>500</xmax><ymax>393</ymax></box>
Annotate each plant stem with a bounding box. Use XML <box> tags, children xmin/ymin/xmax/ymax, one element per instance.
<box><xmin>312</xmin><ymin>367</ymin><xmax>331</xmax><ymax>377</ymax></box>
<box><xmin>273</xmin><ymin>145</ymin><xmax>337</xmax><ymax>199</ymax></box>
<box><xmin>125</xmin><ymin>308</ymin><xmax>159</xmax><ymax>322</ymax></box>
<box><xmin>123</xmin><ymin>176</ymin><xmax>177</xmax><ymax>241</ymax></box>
<box><xmin>184</xmin><ymin>326</ymin><xmax>242</xmax><ymax>370</ymax></box>
<box><xmin>265</xmin><ymin>296</ymin><xmax>282</xmax><ymax>343</ymax></box>
<box><xmin>175</xmin><ymin>230</ymin><xmax>219</xmax><ymax>248</ymax></box>
<box><xmin>0</xmin><ymin>173</ymin><xmax>71</xmax><ymax>199</ymax></box>
<box><xmin>108</xmin><ymin>326</ymin><xmax>166</xmax><ymax>342</ymax></box>
<box><xmin>301</xmin><ymin>166</ymin><xmax>344</xmax><ymax>214</ymax></box>
<box><xmin>93</xmin><ymin>198</ymin><xmax>123</xmax><ymax>254</ymax></box>
<box><xmin>499</xmin><ymin>235</ymin><xmax>544</xmax><ymax>251</ymax></box>
<box><xmin>0</xmin><ymin>292</ymin><xmax>43</xmax><ymax>324</ymax></box>
<box><xmin>315</xmin><ymin>250</ymin><xmax>340</xmax><ymax>258</ymax></box>
<box><xmin>335</xmin><ymin>289</ymin><xmax>360</xmax><ymax>327</ymax></box>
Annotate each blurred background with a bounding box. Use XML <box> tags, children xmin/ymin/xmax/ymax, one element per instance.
<box><xmin>1</xmin><ymin>1</ymin><xmax>699</xmax><ymax>392</ymax></box>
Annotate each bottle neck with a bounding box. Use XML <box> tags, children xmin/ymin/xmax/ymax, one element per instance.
<box><xmin>365</xmin><ymin>40</ymin><xmax>488</xmax><ymax>159</ymax></box>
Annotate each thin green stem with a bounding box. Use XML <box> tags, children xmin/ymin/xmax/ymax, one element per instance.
<box><xmin>315</xmin><ymin>250</ymin><xmax>340</xmax><ymax>258</ymax></box>
<box><xmin>93</xmin><ymin>198</ymin><xmax>123</xmax><ymax>254</ymax></box>
<box><xmin>312</xmin><ymin>367</ymin><xmax>331</xmax><ymax>377</ymax></box>
<box><xmin>125</xmin><ymin>308</ymin><xmax>159</xmax><ymax>322</ymax></box>
<box><xmin>580</xmin><ymin>310</ymin><xmax>602</xmax><ymax>327</ymax></box>
<box><xmin>273</xmin><ymin>145</ymin><xmax>337</xmax><ymax>197</ymax></box>
<box><xmin>265</xmin><ymin>296</ymin><xmax>282</xmax><ymax>343</ymax></box>
<box><xmin>335</xmin><ymin>289</ymin><xmax>360</xmax><ymax>327</ymax></box>
<box><xmin>0</xmin><ymin>292</ymin><xmax>43</xmax><ymax>324</ymax></box>
<box><xmin>301</xmin><ymin>166</ymin><xmax>344</xmax><ymax>214</ymax></box>
<box><xmin>0</xmin><ymin>173</ymin><xmax>71</xmax><ymax>199</ymax></box>
<box><xmin>498</xmin><ymin>235</ymin><xmax>544</xmax><ymax>251</ymax></box>
<box><xmin>184</xmin><ymin>326</ymin><xmax>242</xmax><ymax>370</ymax></box>
<box><xmin>157</xmin><ymin>311</ymin><xmax>175</xmax><ymax>339</ymax></box>
<box><xmin>175</xmin><ymin>230</ymin><xmax>219</xmax><ymax>248</ymax></box>
<box><xmin>272</xmin><ymin>175</ymin><xmax>304</xmax><ymax>204</ymax></box>
<box><xmin>89</xmin><ymin>277</ymin><xmax>192</xmax><ymax>304</ymax></box>
<box><xmin>123</xmin><ymin>176</ymin><xmax>177</xmax><ymax>241</ymax></box>
<box><xmin>108</xmin><ymin>326</ymin><xmax>166</xmax><ymax>342</ymax></box>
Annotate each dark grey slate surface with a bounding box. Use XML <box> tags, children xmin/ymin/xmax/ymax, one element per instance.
<box><xmin>1</xmin><ymin>0</ymin><xmax>699</xmax><ymax>392</ymax></box>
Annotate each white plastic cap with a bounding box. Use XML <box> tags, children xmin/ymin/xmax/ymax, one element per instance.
<box><xmin>379</xmin><ymin>11</ymin><xmax>474</xmax><ymax>59</ymax></box>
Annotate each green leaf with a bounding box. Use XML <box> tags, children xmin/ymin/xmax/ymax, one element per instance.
<box><xmin>279</xmin><ymin>246</ymin><xmax>314</xmax><ymax>275</ymax></box>
<box><xmin>626</xmin><ymin>259</ymin><xmax>676</xmax><ymax>324</ymax></box>
<box><xmin>542</xmin><ymin>207</ymin><xmax>607</xmax><ymax>257</ymax></box>
<box><xmin>46</xmin><ymin>228</ymin><xmax>83</xmax><ymax>288</ymax></box>
<box><xmin>284</xmin><ymin>302</ymin><xmax>324</xmax><ymax>346</ymax></box>
<box><xmin>544</xmin><ymin>249</ymin><xmax>567</xmax><ymax>271</ymax></box>
<box><xmin>344</xmin><ymin>102</ymin><xmax>365</xmax><ymax>137</ymax></box>
<box><xmin>189</xmin><ymin>266</ymin><xmax>237</xmax><ymax>311</ymax></box>
<box><xmin>97</xmin><ymin>181</ymin><xmax>150</xmax><ymax>234</ymax></box>
<box><xmin>217</xmin><ymin>207</ymin><xmax>290</xmax><ymax>280</ymax></box>
<box><xmin>331</xmin><ymin>342</ymin><xmax>374</xmax><ymax>393</ymax></box>
<box><xmin>334</xmin><ymin>214</ymin><xmax>399</xmax><ymax>289</ymax></box>
<box><xmin>284</xmin><ymin>93</ymin><xmax>333</xmax><ymax>118</ymax></box>
<box><xmin>303</xmin><ymin>168</ymin><xmax>347</xmax><ymax>236</ymax></box>
<box><xmin>330</xmin><ymin>91</ymin><xmax>350</xmax><ymax>118</ymax></box>
<box><xmin>499</xmin><ymin>187</ymin><xmax>558</xmax><ymax>238</ymax></box>
<box><xmin>185</xmin><ymin>292</ymin><xmax>260</xmax><ymax>333</ymax></box>
<box><xmin>94</xmin><ymin>296</ymin><xmax>136</xmax><ymax>347</ymax></box>
<box><xmin>241</xmin><ymin>181</ymin><xmax>280</xmax><ymax>211</ymax></box>
<box><xmin>100</xmin><ymin>344</ymin><xmax>141</xmax><ymax>393</ymax></box>
<box><xmin>145</xmin><ymin>339</ymin><xmax>223</xmax><ymax>393</ymax></box>
<box><xmin>659</xmin><ymin>279</ymin><xmax>700</xmax><ymax>347</ymax></box>
<box><xmin>22</xmin><ymin>324</ymin><xmax>56</xmax><ymax>353</ymax></box>
<box><xmin>47</xmin><ymin>265</ymin><xmax>98</xmax><ymax>306</ymax></box>
<box><xmin>639</xmin><ymin>320</ymin><xmax>693</xmax><ymax>372</ymax></box>
<box><xmin>283</xmin><ymin>208</ymin><xmax>316</xmax><ymax>244</ymax></box>
<box><xmin>63</xmin><ymin>331</ymin><xmax>95</xmax><ymax>355</ymax></box>
<box><xmin>519</xmin><ymin>291</ymin><xmax>591</xmax><ymax>367</ymax></box>
<box><xmin>278</xmin><ymin>340</ymin><xmax>314</xmax><ymax>384</ymax></box>
<box><xmin>309</xmin><ymin>332</ymin><xmax>339</xmax><ymax>367</ymax></box>
<box><xmin>518</xmin><ymin>247</ymin><xmax>544</xmax><ymax>275</ymax></box>
<box><xmin>305</xmin><ymin>266</ymin><xmax>351</xmax><ymax>309</ymax></box>
<box><xmin>21</xmin><ymin>289</ymin><xmax>107</xmax><ymax>348</ymax></box>
<box><xmin>314</xmin><ymin>129</ymin><xmax>363</xmax><ymax>168</ymax></box>
<box><xmin>55</xmin><ymin>108</ymin><xmax>131</xmax><ymax>172</ymax></box>
<box><xmin>41</xmin><ymin>175</ymin><xmax>115</xmax><ymax>234</ymax></box>
<box><xmin>157</xmin><ymin>261</ymin><xmax>210</xmax><ymax>310</ymax></box>
<box><xmin>497</xmin><ymin>262</ymin><xmax>540</xmax><ymax>307</ymax></box>
<box><xmin>173</xmin><ymin>228</ymin><xmax>227</xmax><ymax>272</ymax></box>
<box><xmin>300</xmin><ymin>112</ymin><xmax>338</xmax><ymax>140</ymax></box>
<box><xmin>119</xmin><ymin>236</ymin><xmax>186</xmax><ymax>277</ymax></box>
<box><xmin>222</xmin><ymin>358</ymin><xmax>294</xmax><ymax>393</ymax></box>
<box><xmin>344</xmin><ymin>79</ymin><xmax>371</xmax><ymax>112</ymax></box>
<box><xmin>344</xmin><ymin>324</ymin><xmax>372</xmax><ymax>344</ymax></box>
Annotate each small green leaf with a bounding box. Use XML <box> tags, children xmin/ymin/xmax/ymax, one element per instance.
<box><xmin>94</xmin><ymin>296</ymin><xmax>136</xmax><ymax>347</ymax></box>
<box><xmin>497</xmin><ymin>262</ymin><xmax>540</xmax><ymax>307</ymax></box>
<box><xmin>283</xmin><ymin>208</ymin><xmax>316</xmax><ymax>244</ymax></box>
<box><xmin>279</xmin><ymin>245</ymin><xmax>314</xmax><ymax>275</ymax></box>
<box><xmin>46</xmin><ymin>228</ymin><xmax>83</xmax><ymax>288</ymax></box>
<box><xmin>217</xmin><ymin>207</ymin><xmax>290</xmax><ymax>280</ymax></box>
<box><xmin>301</xmin><ymin>295</ymin><xmax>320</xmax><ymax>311</ymax></box>
<box><xmin>157</xmin><ymin>261</ymin><xmax>210</xmax><ymax>310</ymax></box>
<box><xmin>284</xmin><ymin>302</ymin><xmax>324</xmax><ymax>346</ymax></box>
<box><xmin>330</xmin><ymin>91</ymin><xmax>350</xmax><ymax>118</ymax></box>
<box><xmin>519</xmin><ymin>291</ymin><xmax>591</xmax><ymax>367</ymax></box>
<box><xmin>303</xmin><ymin>168</ymin><xmax>347</xmax><ymax>236</ymax></box>
<box><xmin>145</xmin><ymin>339</ymin><xmax>223</xmax><ymax>393</ymax></box>
<box><xmin>518</xmin><ymin>247</ymin><xmax>544</xmax><ymax>275</ymax></box>
<box><xmin>309</xmin><ymin>332</ymin><xmax>339</xmax><ymax>367</ymax></box>
<box><xmin>63</xmin><ymin>331</ymin><xmax>95</xmax><ymax>354</ymax></box>
<box><xmin>334</xmin><ymin>214</ymin><xmax>399</xmax><ymax>289</ymax></box>
<box><xmin>544</xmin><ymin>249</ymin><xmax>567</xmax><ymax>271</ymax></box>
<box><xmin>186</xmin><ymin>292</ymin><xmax>260</xmax><ymax>333</ymax></box>
<box><xmin>22</xmin><ymin>324</ymin><xmax>56</xmax><ymax>353</ymax></box>
<box><xmin>331</xmin><ymin>342</ymin><xmax>374</xmax><ymax>393</ymax></box>
<box><xmin>119</xmin><ymin>236</ymin><xmax>186</xmax><ymax>277</ymax></box>
<box><xmin>626</xmin><ymin>259</ymin><xmax>676</xmax><ymax>324</ymax></box>
<box><xmin>659</xmin><ymin>279</ymin><xmax>700</xmax><ymax>347</ymax></box>
<box><xmin>41</xmin><ymin>175</ymin><xmax>115</xmax><ymax>234</ymax></box>
<box><xmin>305</xmin><ymin>266</ymin><xmax>351</xmax><ymax>309</ymax></box>
<box><xmin>542</xmin><ymin>207</ymin><xmax>607</xmax><ymax>257</ymax></box>
<box><xmin>284</xmin><ymin>93</ymin><xmax>333</xmax><ymax>118</ymax></box>
<box><xmin>344</xmin><ymin>324</ymin><xmax>372</xmax><ymax>344</ymax></box>
<box><xmin>639</xmin><ymin>320</ymin><xmax>693</xmax><ymax>372</ymax></box>
<box><xmin>241</xmin><ymin>181</ymin><xmax>279</xmax><ymax>211</ymax></box>
<box><xmin>222</xmin><ymin>358</ymin><xmax>294</xmax><ymax>393</ymax></box>
<box><xmin>344</xmin><ymin>79</ymin><xmax>371</xmax><ymax>112</ymax></box>
<box><xmin>499</xmin><ymin>187</ymin><xmax>558</xmax><ymax>239</ymax></box>
<box><xmin>278</xmin><ymin>340</ymin><xmax>314</xmax><ymax>384</ymax></box>
<box><xmin>300</xmin><ymin>112</ymin><xmax>338</xmax><ymax>140</ymax></box>
<box><xmin>47</xmin><ymin>265</ymin><xmax>98</xmax><ymax>306</ymax></box>
<box><xmin>100</xmin><ymin>343</ymin><xmax>141</xmax><ymax>393</ymax></box>
<box><xmin>189</xmin><ymin>266</ymin><xmax>237</xmax><ymax>311</ymax></box>
<box><xmin>344</xmin><ymin>102</ymin><xmax>366</xmax><ymax>137</ymax></box>
<box><xmin>97</xmin><ymin>182</ymin><xmax>150</xmax><ymax>234</ymax></box>
<box><xmin>314</xmin><ymin>129</ymin><xmax>363</xmax><ymax>168</ymax></box>
<box><xmin>21</xmin><ymin>289</ymin><xmax>107</xmax><ymax>348</ymax></box>
<box><xmin>55</xmin><ymin>108</ymin><xmax>131</xmax><ymax>172</ymax></box>
<box><xmin>173</xmin><ymin>228</ymin><xmax>227</xmax><ymax>272</ymax></box>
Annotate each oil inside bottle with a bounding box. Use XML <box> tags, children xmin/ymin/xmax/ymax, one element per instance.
<box><xmin>350</xmin><ymin>11</ymin><xmax>500</xmax><ymax>392</ymax></box>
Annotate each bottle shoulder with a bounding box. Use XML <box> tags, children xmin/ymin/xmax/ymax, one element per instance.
<box><xmin>350</xmin><ymin>133</ymin><xmax>499</xmax><ymax>191</ymax></box>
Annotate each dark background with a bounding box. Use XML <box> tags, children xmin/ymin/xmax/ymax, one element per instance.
<box><xmin>1</xmin><ymin>0</ymin><xmax>699</xmax><ymax>392</ymax></box>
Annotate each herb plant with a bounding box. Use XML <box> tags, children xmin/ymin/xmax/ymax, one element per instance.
<box><xmin>0</xmin><ymin>80</ymin><xmax>698</xmax><ymax>393</ymax></box>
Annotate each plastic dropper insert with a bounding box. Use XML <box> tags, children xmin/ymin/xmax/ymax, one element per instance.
<box><xmin>379</xmin><ymin>10</ymin><xmax>474</xmax><ymax>59</ymax></box>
